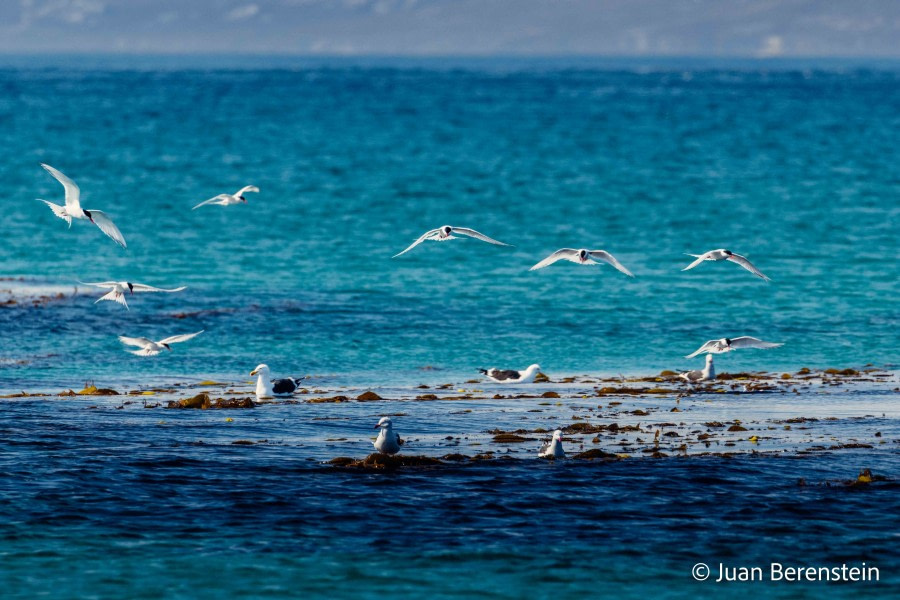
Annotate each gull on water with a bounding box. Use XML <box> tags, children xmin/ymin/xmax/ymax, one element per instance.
<box><xmin>685</xmin><ymin>336</ymin><xmax>784</xmax><ymax>359</ymax></box>
<box><xmin>478</xmin><ymin>364</ymin><xmax>541</xmax><ymax>384</ymax></box>
<box><xmin>37</xmin><ymin>164</ymin><xmax>127</xmax><ymax>248</ymax></box>
<box><xmin>392</xmin><ymin>225</ymin><xmax>511</xmax><ymax>258</ymax></box>
<box><xmin>79</xmin><ymin>281</ymin><xmax>186</xmax><ymax>310</ymax></box>
<box><xmin>680</xmin><ymin>354</ymin><xmax>716</xmax><ymax>383</ymax></box>
<box><xmin>118</xmin><ymin>331</ymin><xmax>204</xmax><ymax>356</ymax></box>
<box><xmin>682</xmin><ymin>248</ymin><xmax>770</xmax><ymax>281</ymax></box>
<box><xmin>373</xmin><ymin>416</ymin><xmax>402</xmax><ymax>455</ymax></box>
<box><xmin>192</xmin><ymin>185</ymin><xmax>259</xmax><ymax>210</ymax></box>
<box><xmin>249</xmin><ymin>364</ymin><xmax>305</xmax><ymax>398</ymax></box>
<box><xmin>539</xmin><ymin>430</ymin><xmax>565</xmax><ymax>459</ymax></box>
<box><xmin>529</xmin><ymin>248</ymin><xmax>634</xmax><ymax>277</ymax></box>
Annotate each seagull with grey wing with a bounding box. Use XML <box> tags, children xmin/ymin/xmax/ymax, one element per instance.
<box><xmin>538</xmin><ymin>430</ymin><xmax>566</xmax><ymax>459</ymax></box>
<box><xmin>392</xmin><ymin>225</ymin><xmax>511</xmax><ymax>258</ymax></box>
<box><xmin>685</xmin><ymin>336</ymin><xmax>783</xmax><ymax>359</ymax></box>
<box><xmin>680</xmin><ymin>354</ymin><xmax>716</xmax><ymax>383</ymax></box>
<box><xmin>36</xmin><ymin>164</ymin><xmax>127</xmax><ymax>248</ymax></box>
<box><xmin>118</xmin><ymin>331</ymin><xmax>204</xmax><ymax>356</ymax></box>
<box><xmin>478</xmin><ymin>364</ymin><xmax>541</xmax><ymax>384</ymax></box>
<box><xmin>373</xmin><ymin>416</ymin><xmax>403</xmax><ymax>454</ymax></box>
<box><xmin>682</xmin><ymin>248</ymin><xmax>770</xmax><ymax>281</ymax></box>
<box><xmin>529</xmin><ymin>248</ymin><xmax>634</xmax><ymax>277</ymax></box>
<box><xmin>79</xmin><ymin>280</ymin><xmax>187</xmax><ymax>310</ymax></box>
<box><xmin>192</xmin><ymin>185</ymin><xmax>259</xmax><ymax>210</ymax></box>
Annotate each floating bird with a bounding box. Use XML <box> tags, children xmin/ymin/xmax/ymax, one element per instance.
<box><xmin>529</xmin><ymin>248</ymin><xmax>634</xmax><ymax>277</ymax></box>
<box><xmin>37</xmin><ymin>164</ymin><xmax>127</xmax><ymax>248</ymax></box>
<box><xmin>79</xmin><ymin>281</ymin><xmax>186</xmax><ymax>310</ymax></box>
<box><xmin>192</xmin><ymin>185</ymin><xmax>259</xmax><ymax>210</ymax></box>
<box><xmin>539</xmin><ymin>430</ymin><xmax>565</xmax><ymax>458</ymax></box>
<box><xmin>682</xmin><ymin>249</ymin><xmax>770</xmax><ymax>281</ymax></box>
<box><xmin>118</xmin><ymin>331</ymin><xmax>204</xmax><ymax>356</ymax></box>
<box><xmin>680</xmin><ymin>354</ymin><xmax>716</xmax><ymax>383</ymax></box>
<box><xmin>393</xmin><ymin>225</ymin><xmax>511</xmax><ymax>258</ymax></box>
<box><xmin>249</xmin><ymin>364</ymin><xmax>305</xmax><ymax>398</ymax></box>
<box><xmin>478</xmin><ymin>364</ymin><xmax>542</xmax><ymax>384</ymax></box>
<box><xmin>685</xmin><ymin>336</ymin><xmax>784</xmax><ymax>359</ymax></box>
<box><xmin>373</xmin><ymin>416</ymin><xmax>402</xmax><ymax>454</ymax></box>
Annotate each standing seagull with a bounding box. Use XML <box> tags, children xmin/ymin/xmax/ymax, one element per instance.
<box><xmin>539</xmin><ymin>430</ymin><xmax>566</xmax><ymax>459</ymax></box>
<box><xmin>79</xmin><ymin>281</ymin><xmax>186</xmax><ymax>310</ymax></box>
<box><xmin>682</xmin><ymin>249</ymin><xmax>770</xmax><ymax>281</ymax></box>
<box><xmin>249</xmin><ymin>364</ymin><xmax>305</xmax><ymax>398</ymax></box>
<box><xmin>192</xmin><ymin>185</ymin><xmax>259</xmax><ymax>210</ymax></box>
<box><xmin>685</xmin><ymin>336</ymin><xmax>783</xmax><ymax>359</ymax></box>
<box><xmin>680</xmin><ymin>354</ymin><xmax>716</xmax><ymax>383</ymax></box>
<box><xmin>373</xmin><ymin>417</ymin><xmax>402</xmax><ymax>455</ymax></box>
<box><xmin>118</xmin><ymin>331</ymin><xmax>204</xmax><ymax>356</ymax></box>
<box><xmin>478</xmin><ymin>364</ymin><xmax>542</xmax><ymax>384</ymax></box>
<box><xmin>393</xmin><ymin>225</ymin><xmax>511</xmax><ymax>257</ymax></box>
<box><xmin>530</xmin><ymin>248</ymin><xmax>634</xmax><ymax>277</ymax></box>
<box><xmin>37</xmin><ymin>164</ymin><xmax>127</xmax><ymax>248</ymax></box>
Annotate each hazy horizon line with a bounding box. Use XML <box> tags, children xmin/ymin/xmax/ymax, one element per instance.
<box><xmin>3</xmin><ymin>50</ymin><xmax>900</xmax><ymax>60</ymax></box>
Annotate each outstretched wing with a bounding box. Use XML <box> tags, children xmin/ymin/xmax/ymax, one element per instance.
<box><xmin>37</xmin><ymin>199</ymin><xmax>72</xmax><ymax>227</ymax></box>
<box><xmin>192</xmin><ymin>195</ymin><xmax>230</xmax><ymax>210</ymax></box>
<box><xmin>588</xmin><ymin>250</ymin><xmax>635</xmax><ymax>277</ymax></box>
<box><xmin>41</xmin><ymin>163</ymin><xmax>81</xmax><ymax>212</ymax></box>
<box><xmin>685</xmin><ymin>339</ymin><xmax>719</xmax><ymax>359</ymax></box>
<box><xmin>159</xmin><ymin>330</ymin><xmax>204</xmax><ymax>345</ymax></box>
<box><xmin>235</xmin><ymin>185</ymin><xmax>259</xmax><ymax>196</ymax></box>
<box><xmin>682</xmin><ymin>252</ymin><xmax>711</xmax><ymax>271</ymax></box>
<box><xmin>87</xmin><ymin>210</ymin><xmax>127</xmax><ymax>248</ymax></box>
<box><xmin>130</xmin><ymin>283</ymin><xmax>187</xmax><ymax>293</ymax></box>
<box><xmin>96</xmin><ymin>289</ymin><xmax>128</xmax><ymax>309</ymax></box>
<box><xmin>729</xmin><ymin>336</ymin><xmax>783</xmax><ymax>350</ymax></box>
<box><xmin>727</xmin><ymin>253</ymin><xmax>771</xmax><ymax>281</ymax></box>
<box><xmin>119</xmin><ymin>336</ymin><xmax>152</xmax><ymax>348</ymax></box>
<box><xmin>452</xmin><ymin>227</ymin><xmax>511</xmax><ymax>246</ymax></box>
<box><xmin>529</xmin><ymin>248</ymin><xmax>579</xmax><ymax>271</ymax></box>
<box><xmin>392</xmin><ymin>228</ymin><xmax>440</xmax><ymax>258</ymax></box>
<box><xmin>78</xmin><ymin>281</ymin><xmax>119</xmax><ymax>289</ymax></box>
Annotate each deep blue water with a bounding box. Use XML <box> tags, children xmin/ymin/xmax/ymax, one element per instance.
<box><xmin>1</xmin><ymin>58</ymin><xmax>898</xmax><ymax>597</ymax></box>
<box><xmin>1</xmin><ymin>392</ymin><xmax>898</xmax><ymax>599</ymax></box>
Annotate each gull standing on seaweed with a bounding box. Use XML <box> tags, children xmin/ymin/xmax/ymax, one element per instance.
<box><xmin>118</xmin><ymin>331</ymin><xmax>204</xmax><ymax>356</ymax></box>
<box><xmin>373</xmin><ymin>416</ymin><xmax>402</xmax><ymax>454</ymax></box>
<box><xmin>392</xmin><ymin>225</ymin><xmax>511</xmax><ymax>257</ymax></box>
<box><xmin>529</xmin><ymin>248</ymin><xmax>634</xmax><ymax>277</ymax></box>
<box><xmin>685</xmin><ymin>336</ymin><xmax>783</xmax><ymax>359</ymax></box>
<box><xmin>680</xmin><ymin>354</ymin><xmax>716</xmax><ymax>383</ymax></box>
<box><xmin>192</xmin><ymin>185</ymin><xmax>259</xmax><ymax>210</ymax></box>
<box><xmin>478</xmin><ymin>364</ymin><xmax>542</xmax><ymax>384</ymax></box>
<box><xmin>682</xmin><ymin>249</ymin><xmax>770</xmax><ymax>281</ymax></box>
<box><xmin>79</xmin><ymin>281</ymin><xmax>186</xmax><ymax>310</ymax></box>
<box><xmin>539</xmin><ymin>430</ymin><xmax>565</xmax><ymax>459</ymax></box>
<box><xmin>249</xmin><ymin>364</ymin><xmax>305</xmax><ymax>398</ymax></box>
<box><xmin>37</xmin><ymin>164</ymin><xmax>127</xmax><ymax>248</ymax></box>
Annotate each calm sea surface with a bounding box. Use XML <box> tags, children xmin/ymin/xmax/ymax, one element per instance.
<box><xmin>0</xmin><ymin>57</ymin><xmax>897</xmax><ymax>597</ymax></box>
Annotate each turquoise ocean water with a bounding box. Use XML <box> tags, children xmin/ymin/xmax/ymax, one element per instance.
<box><xmin>0</xmin><ymin>57</ymin><xmax>898</xmax><ymax>597</ymax></box>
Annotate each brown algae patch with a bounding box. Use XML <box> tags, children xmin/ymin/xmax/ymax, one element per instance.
<box><xmin>166</xmin><ymin>393</ymin><xmax>254</xmax><ymax>409</ymax></box>
<box><xmin>328</xmin><ymin>453</ymin><xmax>443</xmax><ymax>471</ymax></box>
